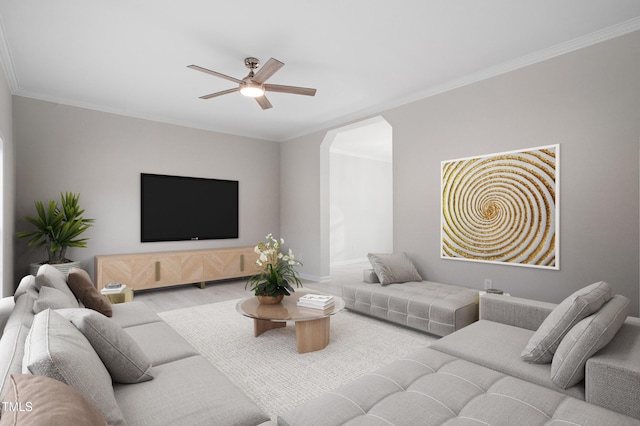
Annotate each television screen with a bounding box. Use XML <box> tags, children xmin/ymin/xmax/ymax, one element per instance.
<box><xmin>141</xmin><ymin>173</ymin><xmax>239</xmax><ymax>242</ymax></box>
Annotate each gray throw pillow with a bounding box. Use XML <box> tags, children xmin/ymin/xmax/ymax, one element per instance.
<box><xmin>551</xmin><ymin>295</ymin><xmax>629</xmax><ymax>389</ymax></box>
<box><xmin>367</xmin><ymin>253</ymin><xmax>423</xmax><ymax>285</ymax></box>
<box><xmin>35</xmin><ymin>264</ymin><xmax>79</xmax><ymax>307</ymax></box>
<box><xmin>33</xmin><ymin>286</ymin><xmax>79</xmax><ymax>313</ymax></box>
<box><xmin>521</xmin><ymin>281</ymin><xmax>612</xmax><ymax>363</ymax></box>
<box><xmin>22</xmin><ymin>309</ymin><xmax>125</xmax><ymax>426</ymax></box>
<box><xmin>58</xmin><ymin>308</ymin><xmax>153</xmax><ymax>384</ymax></box>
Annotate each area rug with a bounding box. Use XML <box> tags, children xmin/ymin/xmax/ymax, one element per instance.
<box><xmin>158</xmin><ymin>298</ymin><xmax>436</xmax><ymax>420</ymax></box>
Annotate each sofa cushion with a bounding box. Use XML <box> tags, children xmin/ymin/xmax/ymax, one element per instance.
<box><xmin>33</xmin><ymin>286</ymin><xmax>78</xmax><ymax>313</ymax></box>
<box><xmin>278</xmin><ymin>346</ymin><xmax>636</xmax><ymax>426</ymax></box>
<box><xmin>367</xmin><ymin>252</ymin><xmax>422</xmax><ymax>285</ymax></box>
<box><xmin>110</xmin><ymin>301</ymin><xmax>163</xmax><ymax>329</ymax></box>
<box><xmin>58</xmin><ymin>308</ymin><xmax>153</xmax><ymax>384</ymax></box>
<box><xmin>551</xmin><ymin>295</ymin><xmax>630</xmax><ymax>389</ymax></box>
<box><xmin>34</xmin><ymin>264</ymin><xmax>78</xmax><ymax>307</ymax></box>
<box><xmin>113</xmin><ymin>355</ymin><xmax>270</xmax><ymax>426</ymax></box>
<box><xmin>66</xmin><ymin>267</ymin><xmax>112</xmax><ymax>317</ymax></box>
<box><xmin>430</xmin><ymin>319</ymin><xmax>584</xmax><ymax>399</ymax></box>
<box><xmin>22</xmin><ymin>309</ymin><xmax>124</xmax><ymax>425</ymax></box>
<box><xmin>521</xmin><ymin>281</ymin><xmax>611</xmax><ymax>363</ymax></box>
<box><xmin>122</xmin><ymin>321</ymin><xmax>199</xmax><ymax>366</ymax></box>
<box><xmin>0</xmin><ymin>374</ymin><xmax>108</xmax><ymax>426</ymax></box>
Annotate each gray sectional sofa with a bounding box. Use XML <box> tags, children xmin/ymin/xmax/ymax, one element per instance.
<box><xmin>0</xmin><ymin>265</ymin><xmax>271</xmax><ymax>425</ymax></box>
<box><xmin>279</xmin><ymin>285</ymin><xmax>640</xmax><ymax>425</ymax></box>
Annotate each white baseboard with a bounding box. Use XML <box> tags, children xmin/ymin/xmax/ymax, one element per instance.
<box><xmin>299</xmin><ymin>273</ymin><xmax>331</xmax><ymax>283</ymax></box>
<box><xmin>330</xmin><ymin>258</ymin><xmax>368</xmax><ymax>268</ymax></box>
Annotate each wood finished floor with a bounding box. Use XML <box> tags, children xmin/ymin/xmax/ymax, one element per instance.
<box><xmin>133</xmin><ymin>262</ymin><xmax>365</xmax><ymax>313</ymax></box>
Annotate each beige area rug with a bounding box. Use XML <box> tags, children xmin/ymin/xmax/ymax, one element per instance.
<box><xmin>158</xmin><ymin>298</ymin><xmax>436</xmax><ymax>420</ymax></box>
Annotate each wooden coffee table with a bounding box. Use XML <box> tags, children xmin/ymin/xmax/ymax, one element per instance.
<box><xmin>236</xmin><ymin>290</ymin><xmax>344</xmax><ymax>354</ymax></box>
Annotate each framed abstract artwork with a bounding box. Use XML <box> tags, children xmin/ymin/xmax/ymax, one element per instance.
<box><xmin>441</xmin><ymin>145</ymin><xmax>559</xmax><ymax>269</ymax></box>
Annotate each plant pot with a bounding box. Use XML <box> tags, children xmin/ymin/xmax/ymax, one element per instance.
<box><xmin>257</xmin><ymin>294</ymin><xmax>284</xmax><ymax>305</ymax></box>
<box><xmin>29</xmin><ymin>260</ymin><xmax>81</xmax><ymax>276</ymax></box>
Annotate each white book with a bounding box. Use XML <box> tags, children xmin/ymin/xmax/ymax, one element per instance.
<box><xmin>297</xmin><ymin>301</ymin><xmax>334</xmax><ymax>310</ymax></box>
<box><xmin>101</xmin><ymin>284</ymin><xmax>127</xmax><ymax>294</ymax></box>
<box><xmin>298</xmin><ymin>294</ymin><xmax>333</xmax><ymax>305</ymax></box>
<box><xmin>297</xmin><ymin>300</ymin><xmax>334</xmax><ymax>308</ymax></box>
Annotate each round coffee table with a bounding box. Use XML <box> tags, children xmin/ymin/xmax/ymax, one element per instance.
<box><xmin>236</xmin><ymin>290</ymin><xmax>344</xmax><ymax>354</ymax></box>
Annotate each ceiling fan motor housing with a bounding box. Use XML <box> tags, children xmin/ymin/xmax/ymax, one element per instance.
<box><xmin>244</xmin><ymin>57</ymin><xmax>260</xmax><ymax>70</ymax></box>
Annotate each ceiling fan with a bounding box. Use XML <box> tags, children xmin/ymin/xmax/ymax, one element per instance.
<box><xmin>188</xmin><ymin>57</ymin><xmax>317</xmax><ymax>110</ymax></box>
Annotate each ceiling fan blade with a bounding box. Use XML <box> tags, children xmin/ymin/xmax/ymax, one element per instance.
<box><xmin>252</xmin><ymin>58</ymin><xmax>284</xmax><ymax>84</ymax></box>
<box><xmin>255</xmin><ymin>95</ymin><xmax>273</xmax><ymax>110</ymax></box>
<box><xmin>264</xmin><ymin>84</ymin><xmax>317</xmax><ymax>96</ymax></box>
<box><xmin>188</xmin><ymin>64</ymin><xmax>242</xmax><ymax>84</ymax></box>
<box><xmin>199</xmin><ymin>87</ymin><xmax>239</xmax><ymax>99</ymax></box>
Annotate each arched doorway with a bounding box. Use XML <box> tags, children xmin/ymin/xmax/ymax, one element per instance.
<box><xmin>320</xmin><ymin>116</ymin><xmax>392</xmax><ymax>278</ymax></box>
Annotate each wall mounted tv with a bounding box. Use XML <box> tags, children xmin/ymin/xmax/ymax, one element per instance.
<box><xmin>141</xmin><ymin>173</ymin><xmax>239</xmax><ymax>242</ymax></box>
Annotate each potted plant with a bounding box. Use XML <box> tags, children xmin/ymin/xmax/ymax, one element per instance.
<box><xmin>245</xmin><ymin>234</ymin><xmax>303</xmax><ymax>304</ymax></box>
<box><xmin>17</xmin><ymin>192</ymin><xmax>94</xmax><ymax>274</ymax></box>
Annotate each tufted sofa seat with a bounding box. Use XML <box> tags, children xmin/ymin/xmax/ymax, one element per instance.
<box><xmin>342</xmin><ymin>273</ymin><xmax>479</xmax><ymax>336</ymax></box>
<box><xmin>278</xmin><ymin>346</ymin><xmax>639</xmax><ymax>426</ymax></box>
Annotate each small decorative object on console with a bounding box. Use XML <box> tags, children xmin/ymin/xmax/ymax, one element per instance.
<box><xmin>101</xmin><ymin>283</ymin><xmax>126</xmax><ymax>295</ymax></box>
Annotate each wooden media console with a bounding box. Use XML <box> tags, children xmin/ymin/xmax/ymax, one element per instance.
<box><xmin>94</xmin><ymin>246</ymin><xmax>259</xmax><ymax>291</ymax></box>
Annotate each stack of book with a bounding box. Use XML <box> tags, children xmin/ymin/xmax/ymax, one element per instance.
<box><xmin>297</xmin><ymin>294</ymin><xmax>334</xmax><ymax>310</ymax></box>
<box><xmin>100</xmin><ymin>283</ymin><xmax>127</xmax><ymax>295</ymax></box>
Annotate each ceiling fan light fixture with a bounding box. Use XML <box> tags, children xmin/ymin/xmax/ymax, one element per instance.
<box><xmin>240</xmin><ymin>82</ymin><xmax>265</xmax><ymax>97</ymax></box>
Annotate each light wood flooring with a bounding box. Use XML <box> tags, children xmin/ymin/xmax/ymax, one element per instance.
<box><xmin>133</xmin><ymin>262</ymin><xmax>365</xmax><ymax>313</ymax></box>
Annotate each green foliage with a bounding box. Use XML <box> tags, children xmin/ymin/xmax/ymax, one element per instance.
<box><xmin>16</xmin><ymin>192</ymin><xmax>94</xmax><ymax>261</ymax></box>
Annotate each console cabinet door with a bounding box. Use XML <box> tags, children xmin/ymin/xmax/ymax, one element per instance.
<box><xmin>131</xmin><ymin>256</ymin><xmax>183</xmax><ymax>290</ymax></box>
<box><xmin>204</xmin><ymin>247</ymin><xmax>259</xmax><ymax>280</ymax></box>
<box><xmin>98</xmin><ymin>259</ymin><xmax>134</xmax><ymax>288</ymax></box>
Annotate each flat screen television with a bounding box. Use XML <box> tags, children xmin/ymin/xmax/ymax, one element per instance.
<box><xmin>141</xmin><ymin>173</ymin><xmax>239</xmax><ymax>242</ymax></box>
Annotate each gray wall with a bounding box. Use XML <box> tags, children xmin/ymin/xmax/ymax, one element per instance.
<box><xmin>13</xmin><ymin>97</ymin><xmax>281</xmax><ymax>283</ymax></box>
<box><xmin>0</xmin><ymin>66</ymin><xmax>13</xmax><ymax>297</ymax></box>
<box><xmin>282</xmin><ymin>31</ymin><xmax>640</xmax><ymax>315</ymax></box>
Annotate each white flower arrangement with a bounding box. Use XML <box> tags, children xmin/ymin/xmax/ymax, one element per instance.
<box><xmin>245</xmin><ymin>234</ymin><xmax>303</xmax><ymax>297</ymax></box>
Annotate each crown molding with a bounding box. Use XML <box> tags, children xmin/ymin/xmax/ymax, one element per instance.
<box><xmin>1</xmin><ymin>14</ymin><xmax>638</xmax><ymax>142</ymax></box>
<box><xmin>285</xmin><ymin>17</ymin><xmax>640</xmax><ymax>142</ymax></box>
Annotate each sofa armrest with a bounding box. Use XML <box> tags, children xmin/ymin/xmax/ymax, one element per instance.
<box><xmin>0</xmin><ymin>296</ymin><xmax>15</xmax><ymax>337</ymax></box>
<box><xmin>479</xmin><ymin>294</ymin><xmax>556</xmax><ymax>331</ymax></box>
<box><xmin>586</xmin><ymin>317</ymin><xmax>640</xmax><ymax>420</ymax></box>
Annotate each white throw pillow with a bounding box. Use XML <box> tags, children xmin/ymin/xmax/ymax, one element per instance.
<box><xmin>551</xmin><ymin>295</ymin><xmax>629</xmax><ymax>389</ymax></box>
<box><xmin>367</xmin><ymin>252</ymin><xmax>423</xmax><ymax>285</ymax></box>
<box><xmin>521</xmin><ymin>281</ymin><xmax>611</xmax><ymax>363</ymax></box>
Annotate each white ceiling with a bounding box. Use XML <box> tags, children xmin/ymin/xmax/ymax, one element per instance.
<box><xmin>1</xmin><ymin>1</ymin><xmax>639</xmax><ymax>142</ymax></box>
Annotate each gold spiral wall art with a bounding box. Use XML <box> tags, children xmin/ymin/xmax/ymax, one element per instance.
<box><xmin>441</xmin><ymin>145</ymin><xmax>559</xmax><ymax>269</ymax></box>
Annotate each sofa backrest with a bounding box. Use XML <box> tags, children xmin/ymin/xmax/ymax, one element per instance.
<box><xmin>0</xmin><ymin>276</ymin><xmax>38</xmax><ymax>399</ymax></box>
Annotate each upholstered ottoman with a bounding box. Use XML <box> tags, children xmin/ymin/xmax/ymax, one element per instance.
<box><xmin>342</xmin><ymin>271</ymin><xmax>478</xmax><ymax>336</ymax></box>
